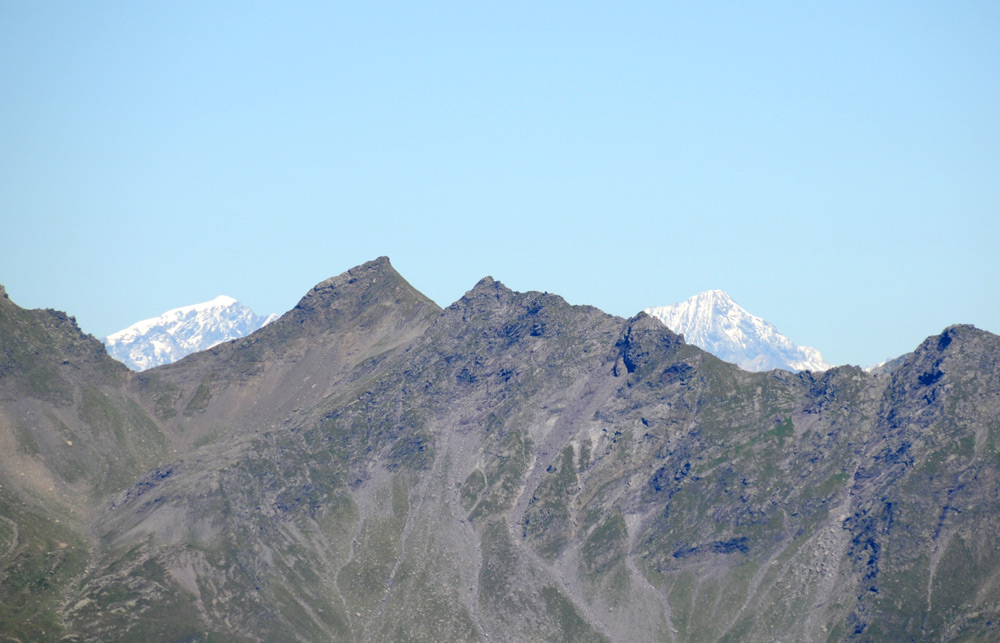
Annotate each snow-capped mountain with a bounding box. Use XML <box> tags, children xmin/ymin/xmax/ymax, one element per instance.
<box><xmin>644</xmin><ymin>290</ymin><xmax>832</xmax><ymax>372</ymax></box>
<box><xmin>103</xmin><ymin>296</ymin><xmax>278</xmax><ymax>371</ymax></box>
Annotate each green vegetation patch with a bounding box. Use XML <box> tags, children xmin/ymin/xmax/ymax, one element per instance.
<box><xmin>336</xmin><ymin>480</ymin><xmax>409</xmax><ymax>636</ymax></box>
<box><xmin>11</xmin><ymin>418</ymin><xmax>42</xmax><ymax>456</ymax></box>
<box><xmin>0</xmin><ymin>496</ymin><xmax>89</xmax><ymax>641</ymax></box>
<box><xmin>581</xmin><ymin>513</ymin><xmax>627</xmax><ymax>576</ymax></box>
<box><xmin>184</xmin><ymin>381</ymin><xmax>213</xmax><ymax>416</ymax></box>
<box><xmin>523</xmin><ymin>446</ymin><xmax>579</xmax><ymax>560</ymax></box>
<box><xmin>470</xmin><ymin>429</ymin><xmax>531</xmax><ymax>520</ymax></box>
<box><xmin>79</xmin><ymin>385</ymin><xmax>126</xmax><ymax>443</ymax></box>
<box><xmin>540</xmin><ymin>585</ymin><xmax>610</xmax><ymax>643</ymax></box>
<box><xmin>371</xmin><ymin>546</ymin><xmax>482</xmax><ymax>643</ymax></box>
<box><xmin>152</xmin><ymin>382</ymin><xmax>181</xmax><ymax>419</ymax></box>
<box><xmin>460</xmin><ymin>469</ymin><xmax>486</xmax><ymax>511</ymax></box>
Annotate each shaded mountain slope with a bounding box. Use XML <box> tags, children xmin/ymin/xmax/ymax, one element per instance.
<box><xmin>0</xmin><ymin>287</ymin><xmax>169</xmax><ymax>639</ymax></box>
<box><xmin>1</xmin><ymin>261</ymin><xmax>999</xmax><ymax>642</ymax></box>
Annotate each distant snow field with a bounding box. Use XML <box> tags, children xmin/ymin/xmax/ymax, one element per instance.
<box><xmin>644</xmin><ymin>290</ymin><xmax>832</xmax><ymax>372</ymax></box>
<box><xmin>103</xmin><ymin>296</ymin><xmax>277</xmax><ymax>371</ymax></box>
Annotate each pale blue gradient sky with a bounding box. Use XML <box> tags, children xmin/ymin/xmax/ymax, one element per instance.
<box><xmin>2</xmin><ymin>2</ymin><xmax>998</xmax><ymax>367</ymax></box>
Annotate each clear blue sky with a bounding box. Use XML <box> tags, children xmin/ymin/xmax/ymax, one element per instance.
<box><xmin>2</xmin><ymin>2</ymin><xmax>998</xmax><ymax>367</ymax></box>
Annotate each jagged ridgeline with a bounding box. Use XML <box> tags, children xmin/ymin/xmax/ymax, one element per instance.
<box><xmin>1</xmin><ymin>258</ymin><xmax>999</xmax><ymax>642</ymax></box>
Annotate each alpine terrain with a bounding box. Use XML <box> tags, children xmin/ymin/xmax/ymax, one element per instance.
<box><xmin>2</xmin><ymin>260</ymin><xmax>999</xmax><ymax>642</ymax></box>
<box><xmin>645</xmin><ymin>290</ymin><xmax>832</xmax><ymax>372</ymax></box>
<box><xmin>102</xmin><ymin>295</ymin><xmax>277</xmax><ymax>371</ymax></box>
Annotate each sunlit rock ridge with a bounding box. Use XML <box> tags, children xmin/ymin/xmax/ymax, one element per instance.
<box><xmin>644</xmin><ymin>289</ymin><xmax>832</xmax><ymax>372</ymax></box>
<box><xmin>103</xmin><ymin>295</ymin><xmax>277</xmax><ymax>370</ymax></box>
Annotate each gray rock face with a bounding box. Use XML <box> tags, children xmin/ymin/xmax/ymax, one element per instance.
<box><xmin>866</xmin><ymin>352</ymin><xmax>912</xmax><ymax>375</ymax></box>
<box><xmin>2</xmin><ymin>263</ymin><xmax>1000</xmax><ymax>642</ymax></box>
<box><xmin>103</xmin><ymin>295</ymin><xmax>277</xmax><ymax>371</ymax></box>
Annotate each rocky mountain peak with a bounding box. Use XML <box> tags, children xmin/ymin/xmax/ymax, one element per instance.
<box><xmin>614</xmin><ymin>312</ymin><xmax>687</xmax><ymax>376</ymax></box>
<box><xmin>447</xmin><ymin>278</ymin><xmax>591</xmax><ymax>336</ymax></box>
<box><xmin>445</xmin><ymin>276</ymin><xmax>519</xmax><ymax>319</ymax></box>
<box><xmin>892</xmin><ymin>324</ymin><xmax>981</xmax><ymax>371</ymax></box>
<box><xmin>1</xmin><ymin>294</ymin><xmax>128</xmax><ymax>406</ymax></box>
<box><xmin>934</xmin><ymin>323</ymin><xmax>979</xmax><ymax>349</ymax></box>
<box><xmin>464</xmin><ymin>275</ymin><xmax>509</xmax><ymax>299</ymax></box>
<box><xmin>288</xmin><ymin>256</ymin><xmax>438</xmax><ymax>333</ymax></box>
<box><xmin>294</xmin><ymin>256</ymin><xmax>397</xmax><ymax>310</ymax></box>
<box><xmin>901</xmin><ymin>324</ymin><xmax>993</xmax><ymax>382</ymax></box>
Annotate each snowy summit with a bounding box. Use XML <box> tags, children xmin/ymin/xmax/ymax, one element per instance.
<box><xmin>103</xmin><ymin>295</ymin><xmax>278</xmax><ymax>371</ymax></box>
<box><xmin>644</xmin><ymin>290</ymin><xmax>832</xmax><ymax>372</ymax></box>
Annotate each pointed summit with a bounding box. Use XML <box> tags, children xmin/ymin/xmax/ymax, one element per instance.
<box><xmin>644</xmin><ymin>290</ymin><xmax>832</xmax><ymax>372</ymax></box>
<box><xmin>289</xmin><ymin>256</ymin><xmax>437</xmax><ymax>327</ymax></box>
<box><xmin>456</xmin><ymin>275</ymin><xmax>512</xmax><ymax>304</ymax></box>
<box><xmin>303</xmin><ymin>256</ymin><xmax>393</xmax><ymax>293</ymax></box>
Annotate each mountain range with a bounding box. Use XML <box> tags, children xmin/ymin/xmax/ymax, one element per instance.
<box><xmin>2</xmin><ymin>260</ymin><xmax>999</xmax><ymax>641</ymax></box>
<box><xmin>644</xmin><ymin>290</ymin><xmax>832</xmax><ymax>372</ymax></box>
<box><xmin>105</xmin><ymin>288</ymin><xmax>831</xmax><ymax>375</ymax></box>
<box><xmin>102</xmin><ymin>296</ymin><xmax>277</xmax><ymax>371</ymax></box>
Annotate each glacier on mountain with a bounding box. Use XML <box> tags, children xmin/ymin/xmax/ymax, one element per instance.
<box><xmin>103</xmin><ymin>295</ymin><xmax>277</xmax><ymax>371</ymax></box>
<box><xmin>644</xmin><ymin>289</ymin><xmax>832</xmax><ymax>372</ymax></box>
